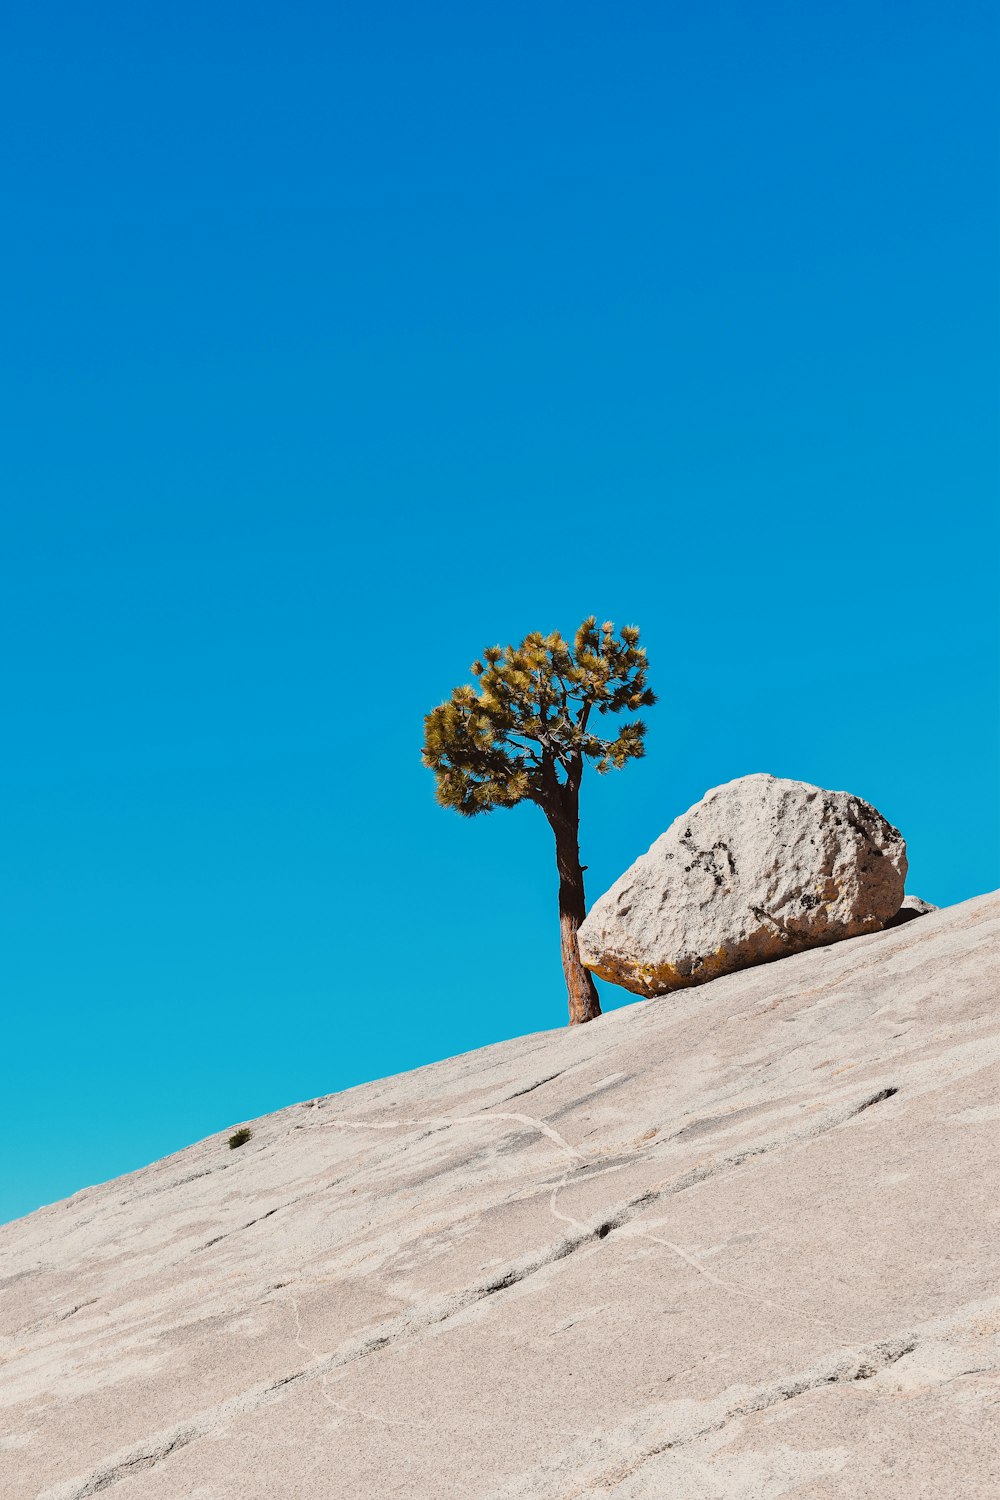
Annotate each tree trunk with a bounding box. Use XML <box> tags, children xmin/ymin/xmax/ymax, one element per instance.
<box><xmin>547</xmin><ymin>800</ymin><xmax>602</xmax><ymax>1026</ymax></box>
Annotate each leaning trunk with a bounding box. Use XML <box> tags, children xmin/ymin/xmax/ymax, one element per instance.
<box><xmin>548</xmin><ymin>802</ymin><xmax>602</xmax><ymax>1026</ymax></box>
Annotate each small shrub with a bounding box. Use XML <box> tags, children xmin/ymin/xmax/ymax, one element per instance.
<box><xmin>228</xmin><ymin>1127</ymin><xmax>253</xmax><ymax>1150</ymax></box>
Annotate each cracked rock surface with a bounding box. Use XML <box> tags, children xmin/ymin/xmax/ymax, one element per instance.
<box><xmin>2</xmin><ymin>891</ymin><xmax>997</xmax><ymax>1500</ymax></box>
<box><xmin>578</xmin><ymin>774</ymin><xmax>907</xmax><ymax>996</ymax></box>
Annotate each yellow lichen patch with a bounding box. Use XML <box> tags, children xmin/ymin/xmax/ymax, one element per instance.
<box><xmin>583</xmin><ymin>945</ymin><xmax>735</xmax><ymax>997</ymax></box>
<box><xmin>583</xmin><ymin>922</ymin><xmax>852</xmax><ymax>997</ymax></box>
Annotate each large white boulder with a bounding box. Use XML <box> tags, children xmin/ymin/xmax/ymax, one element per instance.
<box><xmin>578</xmin><ymin>773</ymin><xmax>907</xmax><ymax>996</ymax></box>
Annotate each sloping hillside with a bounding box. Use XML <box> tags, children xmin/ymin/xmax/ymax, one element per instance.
<box><xmin>3</xmin><ymin>892</ymin><xmax>998</xmax><ymax>1499</ymax></box>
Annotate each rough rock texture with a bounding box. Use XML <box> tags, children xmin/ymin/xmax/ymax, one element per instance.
<box><xmin>886</xmin><ymin>894</ymin><xmax>938</xmax><ymax>928</ymax></box>
<box><xmin>578</xmin><ymin>773</ymin><xmax>907</xmax><ymax>997</ymax></box>
<box><xmin>2</xmin><ymin>892</ymin><xmax>998</xmax><ymax>1500</ymax></box>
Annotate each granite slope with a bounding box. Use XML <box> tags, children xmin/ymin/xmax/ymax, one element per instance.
<box><xmin>1</xmin><ymin>891</ymin><xmax>997</xmax><ymax>1500</ymax></box>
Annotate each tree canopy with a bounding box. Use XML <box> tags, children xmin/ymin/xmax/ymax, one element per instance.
<box><xmin>422</xmin><ymin>617</ymin><xmax>656</xmax><ymax>818</ymax></box>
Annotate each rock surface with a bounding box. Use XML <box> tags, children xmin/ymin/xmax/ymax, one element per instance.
<box><xmin>886</xmin><ymin>894</ymin><xmax>938</xmax><ymax>927</ymax></box>
<box><xmin>2</xmin><ymin>891</ymin><xmax>998</xmax><ymax>1500</ymax></box>
<box><xmin>578</xmin><ymin>773</ymin><xmax>907</xmax><ymax>996</ymax></box>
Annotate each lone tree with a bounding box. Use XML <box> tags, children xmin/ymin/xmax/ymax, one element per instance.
<box><xmin>422</xmin><ymin>618</ymin><xmax>655</xmax><ymax>1025</ymax></box>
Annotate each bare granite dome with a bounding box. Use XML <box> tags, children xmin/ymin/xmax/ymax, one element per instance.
<box><xmin>2</xmin><ymin>892</ymin><xmax>997</xmax><ymax>1500</ymax></box>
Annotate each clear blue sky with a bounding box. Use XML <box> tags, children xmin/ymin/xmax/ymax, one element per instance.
<box><xmin>2</xmin><ymin>1</ymin><xmax>997</xmax><ymax>1224</ymax></box>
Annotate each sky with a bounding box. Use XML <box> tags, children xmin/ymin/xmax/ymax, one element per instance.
<box><xmin>1</xmin><ymin>1</ymin><xmax>997</xmax><ymax>1225</ymax></box>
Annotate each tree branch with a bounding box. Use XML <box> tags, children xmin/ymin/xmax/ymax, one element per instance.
<box><xmin>504</xmin><ymin>735</ymin><xmax>544</xmax><ymax>764</ymax></box>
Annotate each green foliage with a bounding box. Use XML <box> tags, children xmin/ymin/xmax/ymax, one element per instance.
<box><xmin>228</xmin><ymin>1127</ymin><xmax>253</xmax><ymax>1150</ymax></box>
<box><xmin>422</xmin><ymin>617</ymin><xmax>655</xmax><ymax>817</ymax></box>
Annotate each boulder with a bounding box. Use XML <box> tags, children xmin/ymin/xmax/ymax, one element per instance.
<box><xmin>886</xmin><ymin>894</ymin><xmax>938</xmax><ymax>927</ymax></box>
<box><xmin>578</xmin><ymin>772</ymin><xmax>907</xmax><ymax>996</ymax></box>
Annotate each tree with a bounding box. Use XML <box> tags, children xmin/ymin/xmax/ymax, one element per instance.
<box><xmin>422</xmin><ymin>617</ymin><xmax>655</xmax><ymax>1025</ymax></box>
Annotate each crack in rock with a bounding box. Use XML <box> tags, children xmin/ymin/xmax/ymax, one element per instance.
<box><xmin>496</xmin><ymin>1337</ymin><xmax>919</xmax><ymax>1499</ymax></box>
<box><xmin>850</xmin><ymin>1085</ymin><xmax>899</xmax><ymax>1114</ymax></box>
<box><xmin>558</xmin><ymin>1083</ymin><xmax>903</xmax><ymax>1252</ymax></box>
<box><xmin>502</xmin><ymin>1073</ymin><xmax>566</xmax><ymax>1102</ymax></box>
<box><xmin>197</xmin><ymin>1202</ymin><xmax>292</xmax><ymax>1253</ymax></box>
<box><xmin>65</xmin><ymin>1432</ymin><xmax>198</xmax><ymax>1498</ymax></box>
